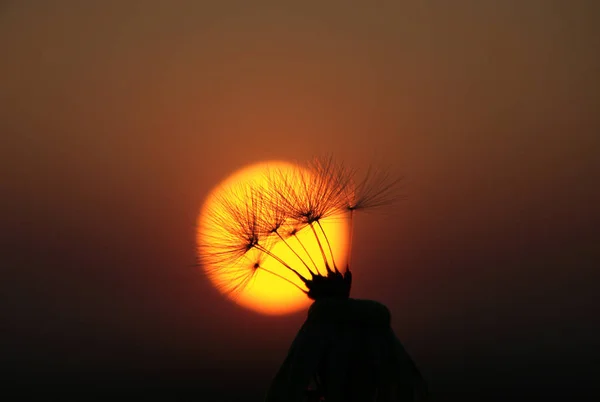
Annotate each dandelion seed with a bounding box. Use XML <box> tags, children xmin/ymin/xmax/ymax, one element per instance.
<box><xmin>345</xmin><ymin>164</ymin><xmax>402</xmax><ymax>212</ymax></box>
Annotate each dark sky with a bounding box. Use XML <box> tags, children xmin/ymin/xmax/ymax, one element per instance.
<box><xmin>1</xmin><ymin>1</ymin><xmax>599</xmax><ymax>400</ymax></box>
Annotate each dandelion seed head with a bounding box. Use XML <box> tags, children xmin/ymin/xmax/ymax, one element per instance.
<box><xmin>196</xmin><ymin>157</ymin><xmax>399</xmax><ymax>314</ymax></box>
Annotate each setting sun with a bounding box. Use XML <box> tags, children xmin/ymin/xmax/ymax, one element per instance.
<box><xmin>197</xmin><ymin>161</ymin><xmax>349</xmax><ymax>315</ymax></box>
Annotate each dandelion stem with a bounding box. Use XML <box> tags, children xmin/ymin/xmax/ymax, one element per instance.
<box><xmin>316</xmin><ymin>220</ymin><xmax>339</xmax><ymax>273</ymax></box>
<box><xmin>274</xmin><ymin>231</ymin><xmax>317</xmax><ymax>276</ymax></box>
<box><xmin>293</xmin><ymin>233</ymin><xmax>320</xmax><ymax>275</ymax></box>
<box><xmin>255</xmin><ymin>244</ymin><xmax>309</xmax><ymax>283</ymax></box>
<box><xmin>256</xmin><ymin>266</ymin><xmax>307</xmax><ymax>293</ymax></box>
<box><xmin>309</xmin><ymin>222</ymin><xmax>332</xmax><ymax>274</ymax></box>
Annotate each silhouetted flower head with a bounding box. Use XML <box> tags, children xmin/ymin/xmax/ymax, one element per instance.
<box><xmin>198</xmin><ymin>156</ymin><xmax>400</xmax><ymax>300</ymax></box>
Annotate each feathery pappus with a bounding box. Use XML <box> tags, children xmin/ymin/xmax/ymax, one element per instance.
<box><xmin>197</xmin><ymin>156</ymin><xmax>400</xmax><ymax>300</ymax></box>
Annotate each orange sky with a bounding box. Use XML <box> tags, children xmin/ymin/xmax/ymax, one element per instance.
<box><xmin>1</xmin><ymin>1</ymin><xmax>599</xmax><ymax>399</ymax></box>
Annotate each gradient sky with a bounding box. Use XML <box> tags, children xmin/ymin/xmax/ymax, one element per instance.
<box><xmin>1</xmin><ymin>1</ymin><xmax>599</xmax><ymax>400</ymax></box>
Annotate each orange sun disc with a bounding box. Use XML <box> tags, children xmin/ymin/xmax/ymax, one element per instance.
<box><xmin>196</xmin><ymin>160</ymin><xmax>349</xmax><ymax>315</ymax></box>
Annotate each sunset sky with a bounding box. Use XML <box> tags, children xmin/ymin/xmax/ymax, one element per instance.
<box><xmin>1</xmin><ymin>1</ymin><xmax>599</xmax><ymax>400</ymax></box>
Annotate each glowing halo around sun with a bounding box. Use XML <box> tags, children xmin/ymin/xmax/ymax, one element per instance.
<box><xmin>196</xmin><ymin>161</ymin><xmax>349</xmax><ymax>315</ymax></box>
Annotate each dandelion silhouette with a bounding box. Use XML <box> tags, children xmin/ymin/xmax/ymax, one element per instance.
<box><xmin>198</xmin><ymin>157</ymin><xmax>398</xmax><ymax>301</ymax></box>
<box><xmin>197</xmin><ymin>156</ymin><xmax>426</xmax><ymax>402</ymax></box>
